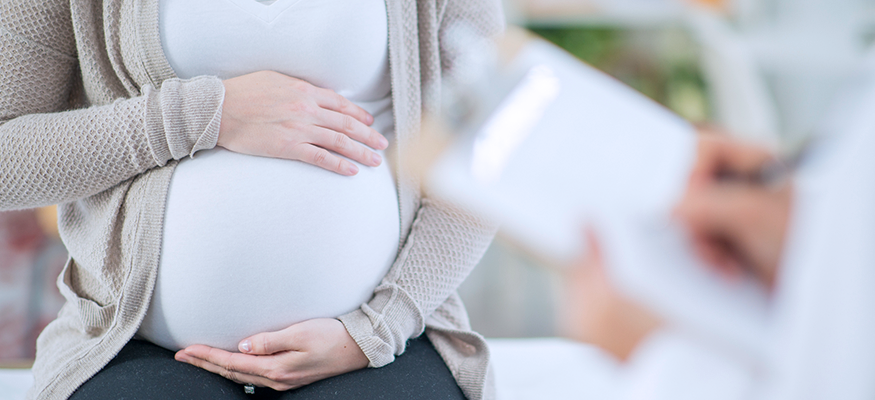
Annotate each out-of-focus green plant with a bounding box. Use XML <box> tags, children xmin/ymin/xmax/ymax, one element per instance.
<box><xmin>528</xmin><ymin>25</ymin><xmax>711</xmax><ymax>123</ymax></box>
<box><xmin>529</xmin><ymin>26</ymin><xmax>621</xmax><ymax>68</ymax></box>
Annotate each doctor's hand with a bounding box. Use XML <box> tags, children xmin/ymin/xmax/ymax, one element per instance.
<box><xmin>562</xmin><ymin>230</ymin><xmax>661</xmax><ymax>361</ymax></box>
<box><xmin>219</xmin><ymin>71</ymin><xmax>389</xmax><ymax>176</ymax></box>
<box><xmin>675</xmin><ymin>134</ymin><xmax>793</xmax><ymax>289</ymax></box>
<box><xmin>687</xmin><ymin>133</ymin><xmax>778</xmax><ymax>187</ymax></box>
<box><xmin>175</xmin><ymin>318</ymin><xmax>369</xmax><ymax>391</ymax></box>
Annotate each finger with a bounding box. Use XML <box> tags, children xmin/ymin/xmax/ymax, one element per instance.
<box><xmin>696</xmin><ymin>134</ymin><xmax>774</xmax><ymax>170</ymax></box>
<box><xmin>675</xmin><ymin>184</ymin><xmax>766</xmax><ymax>237</ymax></box>
<box><xmin>676</xmin><ymin>185</ymin><xmax>790</xmax><ymax>286</ymax></box>
<box><xmin>692</xmin><ymin>135</ymin><xmax>775</xmax><ymax>186</ymax></box>
<box><xmin>181</xmin><ymin>346</ymin><xmax>274</xmax><ymax>377</ymax></box>
<box><xmin>309</xmin><ymin>126</ymin><xmax>382</xmax><ymax>167</ymax></box>
<box><xmin>584</xmin><ymin>228</ymin><xmax>604</xmax><ymax>265</ymax></box>
<box><xmin>675</xmin><ymin>184</ymin><xmax>776</xmax><ymax>277</ymax></box>
<box><xmin>690</xmin><ymin>234</ymin><xmax>744</xmax><ymax>279</ymax></box>
<box><xmin>175</xmin><ymin>352</ymin><xmax>300</xmax><ymax>392</ymax></box>
<box><xmin>575</xmin><ymin>228</ymin><xmax>616</xmax><ymax>293</ymax></box>
<box><xmin>239</xmin><ymin>326</ymin><xmax>307</xmax><ymax>355</ymax></box>
<box><xmin>293</xmin><ymin>144</ymin><xmax>360</xmax><ymax>176</ymax></box>
<box><xmin>314</xmin><ymin>109</ymin><xmax>388</xmax><ymax>151</ymax></box>
<box><xmin>691</xmin><ymin>235</ymin><xmax>729</xmax><ymax>269</ymax></box>
<box><xmin>578</xmin><ymin>228</ymin><xmax>607</xmax><ymax>279</ymax></box>
<box><xmin>311</xmin><ymin>88</ymin><xmax>374</xmax><ymax>126</ymax></box>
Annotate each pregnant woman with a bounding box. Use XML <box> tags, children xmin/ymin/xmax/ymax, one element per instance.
<box><xmin>0</xmin><ymin>0</ymin><xmax>503</xmax><ymax>399</ymax></box>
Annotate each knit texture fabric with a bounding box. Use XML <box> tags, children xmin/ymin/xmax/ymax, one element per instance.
<box><xmin>0</xmin><ymin>0</ymin><xmax>504</xmax><ymax>399</ymax></box>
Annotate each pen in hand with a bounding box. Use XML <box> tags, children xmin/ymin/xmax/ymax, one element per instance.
<box><xmin>713</xmin><ymin>136</ymin><xmax>812</xmax><ymax>190</ymax></box>
<box><xmin>676</xmin><ymin>135</ymin><xmax>808</xmax><ymax>288</ymax></box>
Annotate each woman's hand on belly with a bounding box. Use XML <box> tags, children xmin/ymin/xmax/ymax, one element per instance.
<box><xmin>174</xmin><ymin>318</ymin><xmax>369</xmax><ymax>391</ymax></box>
<box><xmin>218</xmin><ymin>71</ymin><xmax>390</xmax><ymax>176</ymax></box>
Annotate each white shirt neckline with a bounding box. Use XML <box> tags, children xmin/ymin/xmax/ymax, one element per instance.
<box><xmin>226</xmin><ymin>0</ymin><xmax>303</xmax><ymax>23</ymax></box>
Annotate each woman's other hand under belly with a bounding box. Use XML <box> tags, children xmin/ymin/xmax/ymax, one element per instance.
<box><xmin>218</xmin><ymin>71</ymin><xmax>390</xmax><ymax>176</ymax></box>
<box><xmin>175</xmin><ymin>318</ymin><xmax>369</xmax><ymax>392</ymax></box>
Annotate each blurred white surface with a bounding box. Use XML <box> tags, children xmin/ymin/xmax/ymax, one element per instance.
<box><xmin>490</xmin><ymin>338</ymin><xmax>621</xmax><ymax>400</ymax></box>
<box><xmin>0</xmin><ymin>370</ymin><xmax>31</xmax><ymax>400</ymax></box>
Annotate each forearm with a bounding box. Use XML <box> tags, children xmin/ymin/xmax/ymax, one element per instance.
<box><xmin>338</xmin><ymin>0</ymin><xmax>504</xmax><ymax>367</ymax></box>
<box><xmin>386</xmin><ymin>198</ymin><xmax>496</xmax><ymax>317</ymax></box>
<box><xmin>339</xmin><ymin>198</ymin><xmax>497</xmax><ymax>367</ymax></box>
<box><xmin>1</xmin><ymin>0</ymin><xmax>226</xmax><ymax>211</ymax></box>
<box><xmin>0</xmin><ymin>77</ymin><xmax>224</xmax><ymax>211</ymax></box>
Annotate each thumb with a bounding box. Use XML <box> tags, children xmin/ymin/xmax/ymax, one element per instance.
<box><xmin>238</xmin><ymin>325</ymin><xmax>303</xmax><ymax>355</ymax></box>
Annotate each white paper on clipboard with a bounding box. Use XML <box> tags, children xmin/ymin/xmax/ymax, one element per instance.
<box><xmin>427</xmin><ymin>38</ymin><xmax>770</xmax><ymax>360</ymax></box>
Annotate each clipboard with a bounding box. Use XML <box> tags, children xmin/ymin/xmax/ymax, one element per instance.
<box><xmin>410</xmin><ymin>28</ymin><xmax>770</xmax><ymax>360</ymax></box>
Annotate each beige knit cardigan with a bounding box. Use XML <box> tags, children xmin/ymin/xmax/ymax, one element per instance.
<box><xmin>0</xmin><ymin>0</ymin><xmax>504</xmax><ymax>399</ymax></box>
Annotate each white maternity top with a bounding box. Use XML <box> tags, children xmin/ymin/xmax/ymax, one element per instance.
<box><xmin>137</xmin><ymin>0</ymin><xmax>401</xmax><ymax>352</ymax></box>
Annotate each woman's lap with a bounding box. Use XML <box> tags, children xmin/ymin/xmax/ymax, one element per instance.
<box><xmin>69</xmin><ymin>335</ymin><xmax>466</xmax><ymax>400</ymax></box>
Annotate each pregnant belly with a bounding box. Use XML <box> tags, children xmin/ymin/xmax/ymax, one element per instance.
<box><xmin>138</xmin><ymin>148</ymin><xmax>401</xmax><ymax>352</ymax></box>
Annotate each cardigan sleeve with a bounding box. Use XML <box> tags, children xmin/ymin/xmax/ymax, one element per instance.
<box><xmin>338</xmin><ymin>0</ymin><xmax>505</xmax><ymax>367</ymax></box>
<box><xmin>339</xmin><ymin>198</ymin><xmax>498</xmax><ymax>366</ymax></box>
<box><xmin>0</xmin><ymin>0</ymin><xmax>224</xmax><ymax>211</ymax></box>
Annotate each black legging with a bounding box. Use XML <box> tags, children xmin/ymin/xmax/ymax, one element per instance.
<box><xmin>70</xmin><ymin>336</ymin><xmax>466</xmax><ymax>400</ymax></box>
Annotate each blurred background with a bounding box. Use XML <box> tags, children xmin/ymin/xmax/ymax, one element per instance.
<box><xmin>462</xmin><ymin>0</ymin><xmax>875</xmax><ymax>338</ymax></box>
<box><xmin>2</xmin><ymin>0</ymin><xmax>875</xmax><ymax>363</ymax></box>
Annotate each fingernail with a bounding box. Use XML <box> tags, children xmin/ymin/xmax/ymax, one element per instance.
<box><xmin>176</xmin><ymin>353</ymin><xmax>190</xmax><ymax>363</ymax></box>
<box><xmin>379</xmin><ymin>136</ymin><xmax>389</xmax><ymax>149</ymax></box>
<box><xmin>240</xmin><ymin>340</ymin><xmax>252</xmax><ymax>353</ymax></box>
<box><xmin>371</xmin><ymin>153</ymin><xmax>382</xmax><ymax>166</ymax></box>
<box><xmin>348</xmin><ymin>164</ymin><xmax>359</xmax><ymax>175</ymax></box>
